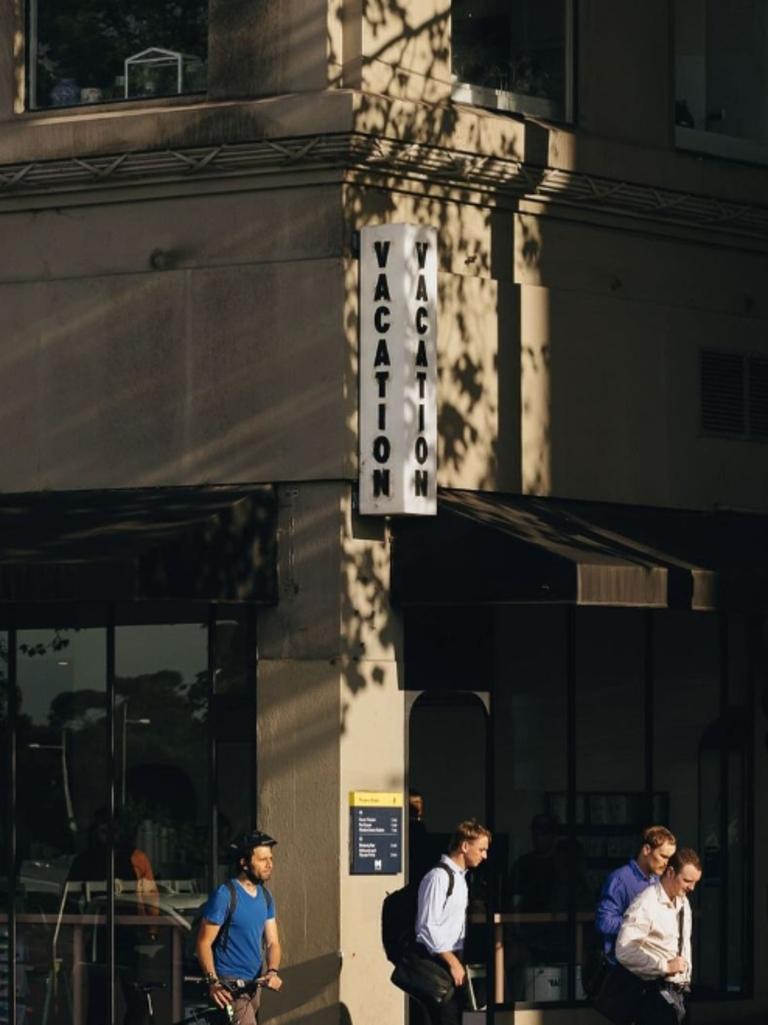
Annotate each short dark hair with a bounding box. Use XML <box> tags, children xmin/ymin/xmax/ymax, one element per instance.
<box><xmin>669</xmin><ymin>847</ymin><xmax>702</xmax><ymax>874</ymax></box>
<box><xmin>448</xmin><ymin>818</ymin><xmax>492</xmax><ymax>853</ymax></box>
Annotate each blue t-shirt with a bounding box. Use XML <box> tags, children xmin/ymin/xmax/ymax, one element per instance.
<box><xmin>203</xmin><ymin>880</ymin><xmax>275</xmax><ymax>979</ymax></box>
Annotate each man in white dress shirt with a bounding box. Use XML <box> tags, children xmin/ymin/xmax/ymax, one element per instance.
<box><xmin>414</xmin><ymin>818</ymin><xmax>491</xmax><ymax>1025</ymax></box>
<box><xmin>616</xmin><ymin>847</ymin><xmax>702</xmax><ymax>1024</ymax></box>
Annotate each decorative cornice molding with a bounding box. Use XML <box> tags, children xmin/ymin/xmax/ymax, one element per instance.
<box><xmin>1</xmin><ymin>130</ymin><xmax>767</xmax><ymax>239</ymax></box>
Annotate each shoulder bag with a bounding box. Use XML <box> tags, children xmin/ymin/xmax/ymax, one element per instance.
<box><xmin>390</xmin><ymin>946</ymin><xmax>455</xmax><ymax>1006</ymax></box>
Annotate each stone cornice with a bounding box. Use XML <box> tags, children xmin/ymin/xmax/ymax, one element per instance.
<box><xmin>1</xmin><ymin>130</ymin><xmax>767</xmax><ymax>240</ymax></box>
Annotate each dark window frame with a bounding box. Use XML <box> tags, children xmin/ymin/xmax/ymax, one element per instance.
<box><xmin>24</xmin><ymin>0</ymin><xmax>209</xmax><ymax>112</ymax></box>
<box><xmin>450</xmin><ymin>0</ymin><xmax>576</xmax><ymax>124</ymax></box>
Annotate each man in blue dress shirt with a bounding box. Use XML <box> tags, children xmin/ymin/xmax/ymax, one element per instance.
<box><xmin>596</xmin><ymin>824</ymin><xmax>676</xmax><ymax>959</ymax></box>
<box><xmin>415</xmin><ymin>818</ymin><xmax>491</xmax><ymax>1025</ymax></box>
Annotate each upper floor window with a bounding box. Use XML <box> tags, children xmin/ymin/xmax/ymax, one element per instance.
<box><xmin>27</xmin><ymin>0</ymin><xmax>208</xmax><ymax>110</ymax></box>
<box><xmin>675</xmin><ymin>0</ymin><xmax>768</xmax><ymax>164</ymax></box>
<box><xmin>451</xmin><ymin>0</ymin><xmax>574</xmax><ymax>122</ymax></box>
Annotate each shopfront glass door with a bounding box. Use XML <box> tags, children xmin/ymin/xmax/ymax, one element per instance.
<box><xmin>0</xmin><ymin>603</ymin><xmax>257</xmax><ymax>1025</ymax></box>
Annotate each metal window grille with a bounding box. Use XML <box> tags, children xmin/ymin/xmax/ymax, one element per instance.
<box><xmin>701</xmin><ymin>350</ymin><xmax>746</xmax><ymax>436</ymax></box>
<box><xmin>748</xmin><ymin>355</ymin><xmax>768</xmax><ymax>438</ymax></box>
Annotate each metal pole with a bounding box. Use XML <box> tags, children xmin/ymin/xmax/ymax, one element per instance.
<box><xmin>60</xmin><ymin>729</ymin><xmax>77</xmax><ymax>833</ymax></box>
<box><xmin>107</xmin><ymin>607</ymin><xmax>116</xmax><ymax>1025</ymax></box>
<box><xmin>7</xmin><ymin>620</ymin><xmax>17</xmax><ymax>1025</ymax></box>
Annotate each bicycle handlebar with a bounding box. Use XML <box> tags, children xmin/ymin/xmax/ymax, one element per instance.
<box><xmin>183</xmin><ymin>975</ymin><xmax>271</xmax><ymax>992</ymax></box>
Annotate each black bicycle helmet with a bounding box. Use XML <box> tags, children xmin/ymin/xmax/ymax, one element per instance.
<box><xmin>228</xmin><ymin>829</ymin><xmax>278</xmax><ymax>859</ymax></box>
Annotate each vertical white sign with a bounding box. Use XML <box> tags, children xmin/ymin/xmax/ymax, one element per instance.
<box><xmin>359</xmin><ymin>224</ymin><xmax>437</xmax><ymax>515</ymax></box>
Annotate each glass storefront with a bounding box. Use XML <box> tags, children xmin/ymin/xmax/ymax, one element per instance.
<box><xmin>0</xmin><ymin>603</ymin><xmax>256</xmax><ymax>1025</ymax></box>
<box><xmin>406</xmin><ymin>605</ymin><xmax>755</xmax><ymax>1016</ymax></box>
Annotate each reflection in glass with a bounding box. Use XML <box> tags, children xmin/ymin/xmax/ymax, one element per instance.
<box><xmin>452</xmin><ymin>0</ymin><xmax>570</xmax><ymax>119</ymax></box>
<box><xmin>214</xmin><ymin>611</ymin><xmax>256</xmax><ymax>884</ymax></box>
<box><xmin>654</xmin><ymin>613</ymin><xmax>720</xmax><ymax>993</ymax></box>
<box><xmin>17</xmin><ymin>626</ymin><xmax>107</xmax><ymax>1025</ymax></box>
<box><xmin>113</xmin><ymin>622</ymin><xmax>208</xmax><ymax>1025</ymax></box>
<box><xmin>0</xmin><ymin>633</ymin><xmax>13</xmax><ymax>1025</ymax></box>
<box><xmin>30</xmin><ymin>0</ymin><xmax>208</xmax><ymax>110</ymax></box>
<box><xmin>494</xmin><ymin>607</ymin><xmax>569</xmax><ymax>1005</ymax></box>
<box><xmin>674</xmin><ymin>0</ymin><xmax>768</xmax><ymax>147</ymax></box>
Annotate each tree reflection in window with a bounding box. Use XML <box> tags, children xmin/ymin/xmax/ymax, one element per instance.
<box><xmin>32</xmin><ymin>0</ymin><xmax>208</xmax><ymax>108</ymax></box>
<box><xmin>452</xmin><ymin>0</ymin><xmax>570</xmax><ymax>120</ymax></box>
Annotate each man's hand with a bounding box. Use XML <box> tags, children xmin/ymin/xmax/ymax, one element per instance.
<box><xmin>264</xmin><ymin>971</ymin><xmax>283</xmax><ymax>991</ymax></box>
<box><xmin>437</xmin><ymin>950</ymin><xmax>465</xmax><ymax>988</ymax></box>
<box><xmin>666</xmin><ymin>956</ymin><xmax>688</xmax><ymax>976</ymax></box>
<box><xmin>449</xmin><ymin>962</ymin><xmax>466</xmax><ymax>988</ymax></box>
<box><xmin>208</xmin><ymin>981</ymin><xmax>233</xmax><ymax>1008</ymax></box>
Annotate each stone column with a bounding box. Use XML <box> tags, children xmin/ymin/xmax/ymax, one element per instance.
<box><xmin>207</xmin><ymin>0</ymin><xmax>332</xmax><ymax>99</ymax></box>
<box><xmin>0</xmin><ymin>1</ymin><xmax>23</xmax><ymax>118</ymax></box>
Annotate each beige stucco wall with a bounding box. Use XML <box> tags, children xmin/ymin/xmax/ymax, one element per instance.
<box><xmin>257</xmin><ymin>482</ymin><xmax>405</xmax><ymax>1025</ymax></box>
<box><xmin>516</xmin><ymin>209</ymin><xmax>768</xmax><ymax>510</ymax></box>
<box><xmin>0</xmin><ymin>186</ymin><xmax>353</xmax><ymax>491</ymax></box>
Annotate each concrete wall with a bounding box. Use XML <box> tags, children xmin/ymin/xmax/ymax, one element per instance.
<box><xmin>515</xmin><ymin>210</ymin><xmax>768</xmax><ymax>510</ymax></box>
<box><xmin>257</xmin><ymin>482</ymin><xmax>405</xmax><ymax>1025</ymax></box>
<box><xmin>0</xmin><ymin>187</ymin><xmax>351</xmax><ymax>491</ymax></box>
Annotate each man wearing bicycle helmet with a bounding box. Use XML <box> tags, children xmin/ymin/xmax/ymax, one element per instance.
<box><xmin>196</xmin><ymin>830</ymin><xmax>283</xmax><ymax>1024</ymax></box>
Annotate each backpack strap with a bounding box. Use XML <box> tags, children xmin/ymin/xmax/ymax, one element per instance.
<box><xmin>216</xmin><ymin>880</ymin><xmax>274</xmax><ymax>955</ymax></box>
<box><xmin>216</xmin><ymin>879</ymin><xmax>239</xmax><ymax>954</ymax></box>
<box><xmin>436</xmin><ymin>862</ymin><xmax>455</xmax><ymax>907</ymax></box>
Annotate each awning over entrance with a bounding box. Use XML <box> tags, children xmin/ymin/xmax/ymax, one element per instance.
<box><xmin>392</xmin><ymin>490</ymin><xmax>768</xmax><ymax>611</ymax></box>
<box><xmin>0</xmin><ymin>485</ymin><xmax>277</xmax><ymax>602</ymax></box>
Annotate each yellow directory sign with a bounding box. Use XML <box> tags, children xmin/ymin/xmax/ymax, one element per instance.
<box><xmin>349</xmin><ymin>791</ymin><xmax>404</xmax><ymax>807</ymax></box>
<box><xmin>349</xmin><ymin>791</ymin><xmax>403</xmax><ymax>873</ymax></box>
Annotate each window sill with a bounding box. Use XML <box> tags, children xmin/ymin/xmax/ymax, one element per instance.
<box><xmin>675</xmin><ymin>125</ymin><xmax>768</xmax><ymax>167</ymax></box>
<box><xmin>21</xmin><ymin>91</ymin><xmax>207</xmax><ymax>119</ymax></box>
<box><xmin>451</xmin><ymin>80</ymin><xmax>565</xmax><ymax>123</ymax></box>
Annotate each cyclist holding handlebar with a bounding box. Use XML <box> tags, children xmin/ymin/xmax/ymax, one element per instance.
<box><xmin>196</xmin><ymin>830</ymin><xmax>283</xmax><ymax>1024</ymax></box>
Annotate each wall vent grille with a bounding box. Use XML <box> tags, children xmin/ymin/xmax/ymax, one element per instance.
<box><xmin>701</xmin><ymin>350</ymin><xmax>768</xmax><ymax>440</ymax></box>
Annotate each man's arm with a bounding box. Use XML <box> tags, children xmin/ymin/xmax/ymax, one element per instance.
<box><xmin>415</xmin><ymin>870</ymin><xmax>465</xmax><ymax>988</ymax></box>
<box><xmin>595</xmin><ymin>875</ymin><xmax>627</xmax><ymax>943</ymax></box>
<box><xmin>196</xmin><ymin>920</ymin><xmax>233</xmax><ymax>1009</ymax></box>
<box><xmin>262</xmin><ymin>918</ymin><xmax>283</xmax><ymax>991</ymax></box>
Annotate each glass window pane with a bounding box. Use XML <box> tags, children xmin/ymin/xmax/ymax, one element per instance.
<box><xmin>452</xmin><ymin>0</ymin><xmax>570</xmax><ymax>120</ymax></box>
<box><xmin>214</xmin><ymin>610</ymin><xmax>255</xmax><ymax>884</ymax></box>
<box><xmin>494</xmin><ymin>607</ymin><xmax>569</xmax><ymax>1006</ymax></box>
<box><xmin>574</xmin><ymin>610</ymin><xmax>648</xmax><ymax>1000</ymax></box>
<box><xmin>30</xmin><ymin>0</ymin><xmax>208</xmax><ymax>110</ymax></box>
<box><xmin>0</xmin><ymin>633</ymin><xmax>11</xmax><ymax>1025</ymax></box>
<box><xmin>112</xmin><ymin>621</ymin><xmax>208</xmax><ymax>1024</ymax></box>
<box><xmin>653</xmin><ymin>612</ymin><xmax>720</xmax><ymax>992</ymax></box>
<box><xmin>17</xmin><ymin>624</ymin><xmax>107</xmax><ymax>1025</ymax></box>
<box><xmin>674</xmin><ymin>0</ymin><xmax>768</xmax><ymax>146</ymax></box>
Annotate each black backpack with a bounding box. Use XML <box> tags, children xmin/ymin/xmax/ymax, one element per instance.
<box><xmin>381</xmin><ymin>863</ymin><xmax>454</xmax><ymax>964</ymax></box>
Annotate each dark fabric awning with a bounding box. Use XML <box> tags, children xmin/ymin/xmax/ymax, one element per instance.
<box><xmin>0</xmin><ymin>485</ymin><xmax>277</xmax><ymax>603</ymax></box>
<box><xmin>392</xmin><ymin>490</ymin><xmax>768</xmax><ymax>611</ymax></box>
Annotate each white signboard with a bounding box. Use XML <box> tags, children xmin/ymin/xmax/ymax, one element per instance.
<box><xmin>359</xmin><ymin>224</ymin><xmax>437</xmax><ymax>515</ymax></box>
